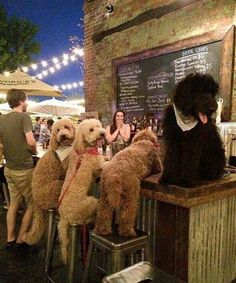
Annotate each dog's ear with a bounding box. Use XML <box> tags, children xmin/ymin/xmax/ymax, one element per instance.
<box><xmin>49</xmin><ymin>130</ymin><xmax>59</xmax><ymax>150</ymax></box>
<box><xmin>73</xmin><ymin>125</ymin><xmax>85</xmax><ymax>152</ymax></box>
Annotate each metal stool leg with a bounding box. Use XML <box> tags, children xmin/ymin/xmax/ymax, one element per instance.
<box><xmin>68</xmin><ymin>224</ymin><xmax>80</xmax><ymax>283</ymax></box>
<box><xmin>144</xmin><ymin>241</ymin><xmax>152</xmax><ymax>264</ymax></box>
<box><xmin>110</xmin><ymin>250</ymin><xmax>124</xmax><ymax>274</ymax></box>
<box><xmin>2</xmin><ymin>183</ymin><xmax>10</xmax><ymax>208</ymax></box>
<box><xmin>80</xmin><ymin>224</ymin><xmax>89</xmax><ymax>270</ymax></box>
<box><xmin>44</xmin><ymin>209</ymin><xmax>56</xmax><ymax>274</ymax></box>
<box><xmin>45</xmin><ymin>213</ymin><xmax>58</xmax><ymax>276</ymax></box>
<box><xmin>83</xmin><ymin>240</ymin><xmax>94</xmax><ymax>282</ymax></box>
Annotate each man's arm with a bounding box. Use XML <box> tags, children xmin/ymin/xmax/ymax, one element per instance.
<box><xmin>25</xmin><ymin>131</ymin><xmax>37</xmax><ymax>154</ymax></box>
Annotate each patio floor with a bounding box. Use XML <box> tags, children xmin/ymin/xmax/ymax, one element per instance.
<box><xmin>0</xmin><ymin>193</ymin><xmax>105</xmax><ymax>283</ymax></box>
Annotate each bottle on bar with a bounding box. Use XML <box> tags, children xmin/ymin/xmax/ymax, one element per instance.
<box><xmin>148</xmin><ymin>118</ymin><xmax>153</xmax><ymax>131</ymax></box>
<box><xmin>152</xmin><ymin>118</ymin><xmax>158</xmax><ymax>133</ymax></box>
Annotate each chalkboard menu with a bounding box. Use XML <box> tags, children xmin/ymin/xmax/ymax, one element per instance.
<box><xmin>117</xmin><ymin>41</ymin><xmax>221</xmax><ymax>117</ymax></box>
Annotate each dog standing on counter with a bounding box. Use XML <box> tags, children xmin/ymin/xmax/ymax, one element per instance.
<box><xmin>159</xmin><ymin>73</ymin><xmax>226</xmax><ymax>188</ymax></box>
<box><xmin>23</xmin><ymin>118</ymin><xmax>76</xmax><ymax>245</ymax></box>
<box><xmin>94</xmin><ymin>130</ymin><xmax>162</xmax><ymax>237</ymax></box>
<box><xmin>58</xmin><ymin>118</ymin><xmax>106</xmax><ymax>263</ymax></box>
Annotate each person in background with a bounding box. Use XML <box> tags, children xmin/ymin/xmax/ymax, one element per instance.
<box><xmin>105</xmin><ymin>109</ymin><xmax>131</xmax><ymax>144</ymax></box>
<box><xmin>39</xmin><ymin>119</ymin><xmax>54</xmax><ymax>146</ymax></box>
<box><xmin>32</xmin><ymin>116</ymin><xmax>42</xmax><ymax>141</ymax></box>
<box><xmin>0</xmin><ymin>89</ymin><xmax>36</xmax><ymax>253</ymax></box>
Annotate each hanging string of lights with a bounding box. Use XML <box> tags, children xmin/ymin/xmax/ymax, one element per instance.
<box><xmin>21</xmin><ymin>47</ymin><xmax>84</xmax><ymax>79</ymax></box>
<box><xmin>54</xmin><ymin>80</ymin><xmax>84</xmax><ymax>91</ymax></box>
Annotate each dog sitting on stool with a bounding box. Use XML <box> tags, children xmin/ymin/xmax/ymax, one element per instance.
<box><xmin>23</xmin><ymin>118</ymin><xmax>75</xmax><ymax>245</ymax></box>
<box><xmin>58</xmin><ymin>119</ymin><xmax>106</xmax><ymax>263</ymax></box>
<box><xmin>94</xmin><ymin>130</ymin><xmax>162</xmax><ymax>237</ymax></box>
<box><xmin>159</xmin><ymin>73</ymin><xmax>226</xmax><ymax>188</ymax></box>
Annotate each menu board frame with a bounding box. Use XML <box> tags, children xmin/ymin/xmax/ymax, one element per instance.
<box><xmin>112</xmin><ymin>25</ymin><xmax>234</xmax><ymax>121</ymax></box>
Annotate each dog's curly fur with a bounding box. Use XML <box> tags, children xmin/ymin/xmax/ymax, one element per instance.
<box><xmin>159</xmin><ymin>73</ymin><xmax>226</xmax><ymax>187</ymax></box>
<box><xmin>58</xmin><ymin>118</ymin><xmax>106</xmax><ymax>263</ymax></box>
<box><xmin>94</xmin><ymin>130</ymin><xmax>162</xmax><ymax>237</ymax></box>
<box><xmin>23</xmin><ymin>118</ymin><xmax>76</xmax><ymax>245</ymax></box>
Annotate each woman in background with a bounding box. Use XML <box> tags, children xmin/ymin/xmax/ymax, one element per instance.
<box><xmin>39</xmin><ymin>119</ymin><xmax>54</xmax><ymax>146</ymax></box>
<box><xmin>106</xmin><ymin>110</ymin><xmax>131</xmax><ymax>144</ymax></box>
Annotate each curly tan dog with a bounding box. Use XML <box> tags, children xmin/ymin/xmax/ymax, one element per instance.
<box><xmin>94</xmin><ymin>130</ymin><xmax>162</xmax><ymax>237</ymax></box>
<box><xmin>58</xmin><ymin>118</ymin><xmax>106</xmax><ymax>263</ymax></box>
<box><xmin>22</xmin><ymin>118</ymin><xmax>75</xmax><ymax>245</ymax></box>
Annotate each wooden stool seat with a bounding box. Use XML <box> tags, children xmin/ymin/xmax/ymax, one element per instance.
<box><xmin>83</xmin><ymin>229</ymin><xmax>152</xmax><ymax>280</ymax></box>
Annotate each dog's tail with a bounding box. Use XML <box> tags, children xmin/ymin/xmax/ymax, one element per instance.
<box><xmin>102</xmin><ymin>169</ymin><xmax>123</xmax><ymax>209</ymax></box>
<box><xmin>22</xmin><ymin>207</ymin><xmax>45</xmax><ymax>245</ymax></box>
<box><xmin>58</xmin><ymin>217</ymin><xmax>69</xmax><ymax>264</ymax></box>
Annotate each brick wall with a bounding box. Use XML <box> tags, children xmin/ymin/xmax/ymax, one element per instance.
<box><xmin>84</xmin><ymin>0</ymin><xmax>236</xmax><ymax>125</ymax></box>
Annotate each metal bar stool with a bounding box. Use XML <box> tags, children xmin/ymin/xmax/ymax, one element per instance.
<box><xmin>83</xmin><ymin>229</ymin><xmax>152</xmax><ymax>281</ymax></box>
<box><xmin>44</xmin><ymin>210</ymin><xmax>90</xmax><ymax>283</ymax></box>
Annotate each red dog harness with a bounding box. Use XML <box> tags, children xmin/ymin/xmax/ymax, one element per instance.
<box><xmin>57</xmin><ymin>147</ymin><xmax>100</xmax><ymax>211</ymax></box>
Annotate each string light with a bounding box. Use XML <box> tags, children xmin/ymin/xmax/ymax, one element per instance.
<box><xmin>22</xmin><ymin>66</ymin><xmax>28</xmax><ymax>72</ymax></box>
<box><xmin>31</xmin><ymin>64</ymin><xmax>37</xmax><ymax>70</ymax></box>
<box><xmin>21</xmin><ymin>48</ymin><xmax>84</xmax><ymax>78</ymax></box>
<box><xmin>53</xmin><ymin>80</ymin><xmax>84</xmax><ymax>91</ymax></box>
<box><xmin>41</xmin><ymin>61</ymin><xmax>48</xmax><ymax>67</ymax></box>
<box><xmin>52</xmin><ymin>57</ymin><xmax>59</xmax><ymax>64</ymax></box>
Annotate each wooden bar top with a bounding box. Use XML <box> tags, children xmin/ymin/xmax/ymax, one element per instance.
<box><xmin>141</xmin><ymin>174</ymin><xmax>236</xmax><ymax>208</ymax></box>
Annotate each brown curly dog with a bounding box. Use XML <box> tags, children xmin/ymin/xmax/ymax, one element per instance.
<box><xmin>22</xmin><ymin>118</ymin><xmax>75</xmax><ymax>245</ymax></box>
<box><xmin>58</xmin><ymin>118</ymin><xmax>106</xmax><ymax>263</ymax></box>
<box><xmin>94</xmin><ymin>130</ymin><xmax>163</xmax><ymax>237</ymax></box>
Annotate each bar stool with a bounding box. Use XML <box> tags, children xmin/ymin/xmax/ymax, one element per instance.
<box><xmin>44</xmin><ymin>210</ymin><xmax>90</xmax><ymax>283</ymax></box>
<box><xmin>83</xmin><ymin>229</ymin><xmax>152</xmax><ymax>281</ymax></box>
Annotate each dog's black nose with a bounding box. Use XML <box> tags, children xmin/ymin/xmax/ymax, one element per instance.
<box><xmin>60</xmin><ymin>134</ymin><xmax>66</xmax><ymax>140</ymax></box>
<box><xmin>100</xmin><ymin>132</ymin><xmax>105</xmax><ymax>137</ymax></box>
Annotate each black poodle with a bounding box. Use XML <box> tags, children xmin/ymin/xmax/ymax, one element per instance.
<box><xmin>159</xmin><ymin>73</ymin><xmax>226</xmax><ymax>187</ymax></box>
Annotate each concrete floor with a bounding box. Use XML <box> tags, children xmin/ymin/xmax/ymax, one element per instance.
<box><xmin>0</xmin><ymin>195</ymin><xmax>105</xmax><ymax>283</ymax></box>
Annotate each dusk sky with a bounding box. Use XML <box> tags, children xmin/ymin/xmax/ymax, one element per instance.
<box><xmin>0</xmin><ymin>0</ymin><xmax>84</xmax><ymax>99</ymax></box>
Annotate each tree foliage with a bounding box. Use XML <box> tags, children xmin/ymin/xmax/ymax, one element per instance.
<box><xmin>0</xmin><ymin>4</ymin><xmax>40</xmax><ymax>72</ymax></box>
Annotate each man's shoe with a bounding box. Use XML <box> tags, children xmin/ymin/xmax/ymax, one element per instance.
<box><xmin>14</xmin><ymin>242</ymin><xmax>30</xmax><ymax>256</ymax></box>
<box><xmin>5</xmin><ymin>240</ymin><xmax>16</xmax><ymax>249</ymax></box>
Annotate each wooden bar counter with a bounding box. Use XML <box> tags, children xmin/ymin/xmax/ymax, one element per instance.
<box><xmin>137</xmin><ymin>174</ymin><xmax>236</xmax><ymax>283</ymax></box>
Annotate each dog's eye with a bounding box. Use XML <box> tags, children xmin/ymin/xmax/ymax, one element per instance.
<box><xmin>64</xmin><ymin>126</ymin><xmax>68</xmax><ymax>129</ymax></box>
<box><xmin>90</xmin><ymin>128</ymin><xmax>94</xmax><ymax>132</ymax></box>
<box><xmin>57</xmin><ymin>129</ymin><xmax>60</xmax><ymax>132</ymax></box>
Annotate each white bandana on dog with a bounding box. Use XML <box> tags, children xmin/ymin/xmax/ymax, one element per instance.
<box><xmin>173</xmin><ymin>103</ymin><xmax>198</xmax><ymax>131</ymax></box>
<box><xmin>56</xmin><ymin>146</ymin><xmax>73</xmax><ymax>161</ymax></box>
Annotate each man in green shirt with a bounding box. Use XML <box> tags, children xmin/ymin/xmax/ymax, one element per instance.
<box><xmin>0</xmin><ymin>89</ymin><xmax>36</xmax><ymax>251</ymax></box>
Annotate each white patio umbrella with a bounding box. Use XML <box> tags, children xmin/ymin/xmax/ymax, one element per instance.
<box><xmin>27</xmin><ymin>98</ymin><xmax>85</xmax><ymax>116</ymax></box>
<box><xmin>0</xmin><ymin>69</ymin><xmax>61</xmax><ymax>97</ymax></box>
<box><xmin>0</xmin><ymin>102</ymin><xmax>11</xmax><ymax>113</ymax></box>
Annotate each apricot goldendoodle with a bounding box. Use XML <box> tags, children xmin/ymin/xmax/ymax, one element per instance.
<box><xmin>58</xmin><ymin>118</ymin><xmax>106</xmax><ymax>263</ymax></box>
<box><xmin>94</xmin><ymin>130</ymin><xmax>162</xmax><ymax>237</ymax></box>
<box><xmin>23</xmin><ymin>118</ymin><xmax>75</xmax><ymax>245</ymax></box>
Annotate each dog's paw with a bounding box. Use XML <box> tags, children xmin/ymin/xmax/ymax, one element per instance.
<box><xmin>118</xmin><ymin>227</ymin><xmax>137</xmax><ymax>238</ymax></box>
<box><xmin>93</xmin><ymin>226</ymin><xmax>112</xmax><ymax>235</ymax></box>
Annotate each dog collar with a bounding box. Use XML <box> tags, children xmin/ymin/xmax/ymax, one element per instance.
<box><xmin>85</xmin><ymin>147</ymin><xmax>100</xmax><ymax>155</ymax></box>
<box><xmin>173</xmin><ymin>103</ymin><xmax>198</xmax><ymax>131</ymax></box>
<box><xmin>75</xmin><ymin>147</ymin><xmax>100</xmax><ymax>156</ymax></box>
